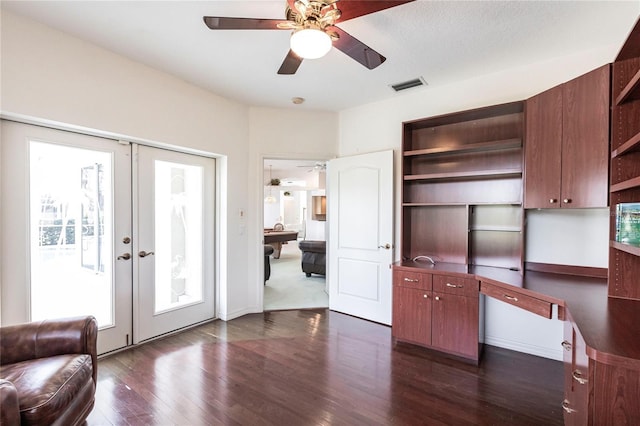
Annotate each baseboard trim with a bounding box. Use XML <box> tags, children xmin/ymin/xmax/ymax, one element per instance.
<box><xmin>221</xmin><ymin>306</ymin><xmax>262</xmax><ymax>321</ymax></box>
<box><xmin>484</xmin><ymin>335</ymin><xmax>562</xmax><ymax>361</ymax></box>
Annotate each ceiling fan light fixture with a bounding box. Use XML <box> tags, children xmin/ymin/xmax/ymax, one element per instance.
<box><xmin>290</xmin><ymin>28</ymin><xmax>332</xmax><ymax>59</ymax></box>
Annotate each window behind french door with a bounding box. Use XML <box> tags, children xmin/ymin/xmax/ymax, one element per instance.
<box><xmin>1</xmin><ymin>121</ymin><xmax>215</xmax><ymax>354</ymax></box>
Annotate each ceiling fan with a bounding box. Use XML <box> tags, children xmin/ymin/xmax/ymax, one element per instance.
<box><xmin>296</xmin><ymin>161</ymin><xmax>327</xmax><ymax>172</ymax></box>
<box><xmin>203</xmin><ymin>0</ymin><xmax>414</xmax><ymax>75</ymax></box>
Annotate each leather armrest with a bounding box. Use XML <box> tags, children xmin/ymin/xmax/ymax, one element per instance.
<box><xmin>0</xmin><ymin>379</ymin><xmax>20</xmax><ymax>426</ymax></box>
<box><xmin>1</xmin><ymin>316</ymin><xmax>98</xmax><ymax>383</ymax></box>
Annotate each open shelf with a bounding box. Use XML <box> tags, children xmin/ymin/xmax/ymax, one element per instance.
<box><xmin>612</xmin><ymin>130</ymin><xmax>640</xmax><ymax>158</ymax></box>
<box><xmin>404</xmin><ymin>138</ymin><xmax>521</xmax><ymax>158</ymax></box>
<box><xmin>615</xmin><ymin>68</ymin><xmax>640</xmax><ymax>105</ymax></box>
<box><xmin>404</xmin><ymin>169</ymin><xmax>522</xmax><ymax>182</ymax></box>
<box><xmin>611</xmin><ymin>240</ymin><xmax>640</xmax><ymax>256</ymax></box>
<box><xmin>470</xmin><ymin>225</ymin><xmax>522</xmax><ymax>232</ymax></box>
<box><xmin>610</xmin><ymin>176</ymin><xmax>640</xmax><ymax>193</ymax></box>
<box><xmin>403</xmin><ymin>201</ymin><xmax>522</xmax><ymax>207</ymax></box>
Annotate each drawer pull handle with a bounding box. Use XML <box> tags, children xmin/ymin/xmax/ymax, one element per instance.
<box><xmin>549</xmin><ymin>198</ymin><xmax>557</xmax><ymax>204</ymax></box>
<box><xmin>423</xmin><ymin>294</ymin><xmax>429</xmax><ymax>298</ymax></box>
<box><xmin>561</xmin><ymin>341</ymin><xmax>572</xmax><ymax>351</ymax></box>
<box><xmin>404</xmin><ymin>278</ymin><xmax>419</xmax><ymax>282</ymax></box>
<box><xmin>435</xmin><ymin>296</ymin><xmax>441</xmax><ymax>301</ymax></box>
<box><xmin>503</xmin><ymin>294</ymin><xmax>519</xmax><ymax>302</ymax></box>
<box><xmin>446</xmin><ymin>283</ymin><xmax>462</xmax><ymax>288</ymax></box>
<box><xmin>561</xmin><ymin>400</ymin><xmax>576</xmax><ymax>414</ymax></box>
<box><xmin>572</xmin><ymin>370</ymin><xmax>588</xmax><ymax>385</ymax></box>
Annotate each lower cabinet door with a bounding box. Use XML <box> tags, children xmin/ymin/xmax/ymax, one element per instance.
<box><xmin>431</xmin><ymin>292</ymin><xmax>479</xmax><ymax>360</ymax></box>
<box><xmin>392</xmin><ymin>286</ymin><xmax>431</xmax><ymax>346</ymax></box>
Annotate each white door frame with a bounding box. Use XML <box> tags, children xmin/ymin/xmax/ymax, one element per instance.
<box><xmin>256</xmin><ymin>154</ymin><xmax>332</xmax><ymax>310</ymax></box>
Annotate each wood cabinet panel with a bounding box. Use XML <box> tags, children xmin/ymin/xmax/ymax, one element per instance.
<box><xmin>593</xmin><ymin>362</ymin><xmax>640</xmax><ymax>424</ymax></box>
<box><xmin>393</xmin><ymin>270</ymin><xmax>432</xmax><ymax>290</ymax></box>
<box><xmin>524</xmin><ymin>85</ymin><xmax>563</xmax><ymax>209</ymax></box>
<box><xmin>433</xmin><ymin>275</ymin><xmax>479</xmax><ymax>297</ymax></box>
<box><xmin>524</xmin><ymin>65</ymin><xmax>610</xmax><ymax>209</ymax></box>
<box><xmin>402</xmin><ymin>206</ymin><xmax>468</xmax><ymax>264</ymax></box>
<box><xmin>562</xmin><ymin>64</ymin><xmax>611</xmax><ymax>208</ymax></box>
<box><xmin>392</xmin><ymin>269</ymin><xmax>481</xmax><ymax>362</ymax></box>
<box><xmin>562</xmin><ymin>322</ymin><xmax>589</xmax><ymax>426</ymax></box>
<box><xmin>392</xmin><ymin>286</ymin><xmax>431</xmax><ymax>346</ymax></box>
<box><xmin>480</xmin><ymin>282</ymin><xmax>552</xmax><ymax>318</ymax></box>
<box><xmin>431</xmin><ymin>292</ymin><xmax>479</xmax><ymax>360</ymax></box>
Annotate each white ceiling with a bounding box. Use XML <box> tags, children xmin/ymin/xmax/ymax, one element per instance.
<box><xmin>2</xmin><ymin>1</ymin><xmax>639</xmax><ymax>112</ymax></box>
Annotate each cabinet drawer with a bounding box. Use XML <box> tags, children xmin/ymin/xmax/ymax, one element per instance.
<box><xmin>480</xmin><ymin>282</ymin><xmax>552</xmax><ymax>318</ymax></box>
<box><xmin>433</xmin><ymin>275</ymin><xmax>478</xmax><ymax>297</ymax></box>
<box><xmin>394</xmin><ymin>270</ymin><xmax>432</xmax><ymax>290</ymax></box>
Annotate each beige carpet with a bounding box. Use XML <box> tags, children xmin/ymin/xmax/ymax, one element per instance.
<box><xmin>264</xmin><ymin>241</ymin><xmax>328</xmax><ymax>311</ymax></box>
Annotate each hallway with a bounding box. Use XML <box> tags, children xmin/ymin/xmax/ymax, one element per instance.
<box><xmin>263</xmin><ymin>241</ymin><xmax>328</xmax><ymax>311</ymax></box>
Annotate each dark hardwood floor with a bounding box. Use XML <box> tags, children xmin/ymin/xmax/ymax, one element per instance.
<box><xmin>87</xmin><ymin>309</ymin><xmax>564</xmax><ymax>425</ymax></box>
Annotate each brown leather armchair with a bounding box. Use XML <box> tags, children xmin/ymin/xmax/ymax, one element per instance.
<box><xmin>0</xmin><ymin>316</ymin><xmax>98</xmax><ymax>426</ymax></box>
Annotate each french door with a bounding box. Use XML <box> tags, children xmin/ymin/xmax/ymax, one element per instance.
<box><xmin>134</xmin><ymin>145</ymin><xmax>215</xmax><ymax>343</ymax></box>
<box><xmin>0</xmin><ymin>121</ymin><xmax>215</xmax><ymax>354</ymax></box>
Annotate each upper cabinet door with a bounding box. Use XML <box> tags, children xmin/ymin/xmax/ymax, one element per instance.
<box><xmin>524</xmin><ymin>85</ymin><xmax>563</xmax><ymax>209</ymax></box>
<box><xmin>562</xmin><ymin>64</ymin><xmax>611</xmax><ymax>208</ymax></box>
<box><xmin>524</xmin><ymin>64</ymin><xmax>611</xmax><ymax>209</ymax></box>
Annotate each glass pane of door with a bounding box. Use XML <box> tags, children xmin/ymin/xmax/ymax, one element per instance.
<box><xmin>154</xmin><ymin>160</ymin><xmax>203</xmax><ymax>313</ymax></box>
<box><xmin>30</xmin><ymin>141</ymin><xmax>115</xmax><ymax>326</ymax></box>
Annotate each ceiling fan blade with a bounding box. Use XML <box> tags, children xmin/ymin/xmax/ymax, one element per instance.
<box><xmin>278</xmin><ymin>50</ymin><xmax>303</xmax><ymax>75</ymax></box>
<box><xmin>333</xmin><ymin>0</ymin><xmax>414</xmax><ymax>23</ymax></box>
<box><xmin>203</xmin><ymin>16</ymin><xmax>290</xmax><ymax>30</ymax></box>
<box><xmin>330</xmin><ymin>26</ymin><xmax>385</xmax><ymax>70</ymax></box>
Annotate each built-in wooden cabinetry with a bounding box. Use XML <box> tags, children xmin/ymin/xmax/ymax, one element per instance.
<box><xmin>392</xmin><ymin>268</ymin><xmax>481</xmax><ymax>362</ymax></box>
<box><xmin>401</xmin><ymin>102</ymin><xmax>525</xmax><ymax>271</ymax></box>
<box><xmin>562</xmin><ymin>317</ymin><xmax>589</xmax><ymax>425</ymax></box>
<box><xmin>393</xmin><ymin>18</ymin><xmax>640</xmax><ymax>424</ymax></box>
<box><xmin>524</xmin><ymin>64</ymin><xmax>610</xmax><ymax>209</ymax></box>
<box><xmin>562</xmin><ymin>310</ymin><xmax>640</xmax><ymax>425</ymax></box>
<box><xmin>609</xmin><ymin>18</ymin><xmax>640</xmax><ymax>301</ymax></box>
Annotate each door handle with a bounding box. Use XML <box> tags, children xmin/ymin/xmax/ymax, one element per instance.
<box><xmin>117</xmin><ymin>253</ymin><xmax>131</xmax><ymax>260</ymax></box>
<box><xmin>139</xmin><ymin>251</ymin><xmax>155</xmax><ymax>258</ymax></box>
<box><xmin>378</xmin><ymin>243</ymin><xmax>391</xmax><ymax>249</ymax></box>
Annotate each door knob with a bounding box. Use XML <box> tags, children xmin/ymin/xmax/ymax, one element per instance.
<box><xmin>563</xmin><ymin>198</ymin><xmax>571</xmax><ymax>204</ymax></box>
<box><xmin>139</xmin><ymin>251</ymin><xmax>155</xmax><ymax>258</ymax></box>
<box><xmin>117</xmin><ymin>253</ymin><xmax>131</xmax><ymax>260</ymax></box>
<box><xmin>378</xmin><ymin>243</ymin><xmax>391</xmax><ymax>249</ymax></box>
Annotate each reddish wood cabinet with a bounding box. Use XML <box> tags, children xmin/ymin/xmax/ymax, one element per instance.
<box><xmin>524</xmin><ymin>64</ymin><xmax>610</xmax><ymax>209</ymax></box>
<box><xmin>392</xmin><ymin>268</ymin><xmax>481</xmax><ymax>363</ymax></box>
<box><xmin>392</xmin><ymin>270</ymin><xmax>432</xmax><ymax>346</ymax></box>
<box><xmin>563</xmin><ymin>315</ymin><xmax>640</xmax><ymax>425</ymax></box>
<box><xmin>562</xmin><ymin>320</ymin><xmax>589</xmax><ymax>425</ymax></box>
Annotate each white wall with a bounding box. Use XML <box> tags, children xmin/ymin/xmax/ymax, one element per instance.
<box><xmin>338</xmin><ymin>46</ymin><xmax>621</xmax><ymax>360</ymax></box>
<box><xmin>0</xmin><ymin>10</ymin><xmax>339</xmax><ymax>322</ymax></box>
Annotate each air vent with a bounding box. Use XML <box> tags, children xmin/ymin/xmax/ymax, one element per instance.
<box><xmin>390</xmin><ymin>77</ymin><xmax>427</xmax><ymax>92</ymax></box>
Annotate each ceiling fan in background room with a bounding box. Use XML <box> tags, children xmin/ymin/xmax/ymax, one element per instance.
<box><xmin>203</xmin><ymin>0</ymin><xmax>414</xmax><ymax>75</ymax></box>
<box><xmin>297</xmin><ymin>161</ymin><xmax>327</xmax><ymax>172</ymax></box>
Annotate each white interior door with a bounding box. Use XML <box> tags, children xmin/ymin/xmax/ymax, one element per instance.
<box><xmin>134</xmin><ymin>145</ymin><xmax>215</xmax><ymax>343</ymax></box>
<box><xmin>1</xmin><ymin>121</ymin><xmax>133</xmax><ymax>354</ymax></box>
<box><xmin>328</xmin><ymin>150</ymin><xmax>394</xmax><ymax>324</ymax></box>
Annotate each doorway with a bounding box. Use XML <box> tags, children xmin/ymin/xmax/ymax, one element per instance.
<box><xmin>262</xmin><ymin>159</ymin><xmax>328</xmax><ymax>310</ymax></box>
<box><xmin>1</xmin><ymin>121</ymin><xmax>216</xmax><ymax>354</ymax></box>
